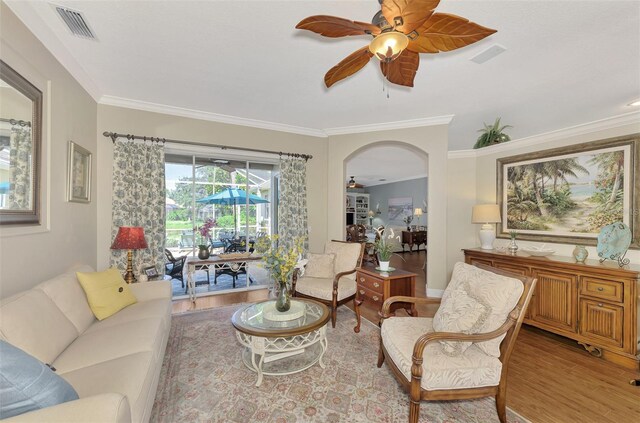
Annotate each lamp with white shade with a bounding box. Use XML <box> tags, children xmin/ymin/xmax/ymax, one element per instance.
<box><xmin>471</xmin><ymin>204</ymin><xmax>502</xmax><ymax>250</ymax></box>
<box><xmin>414</xmin><ymin>208</ymin><xmax>423</xmax><ymax>227</ymax></box>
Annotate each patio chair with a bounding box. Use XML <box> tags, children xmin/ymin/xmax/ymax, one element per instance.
<box><xmin>377</xmin><ymin>262</ymin><xmax>537</xmax><ymax>423</ymax></box>
<box><xmin>292</xmin><ymin>240</ymin><xmax>365</xmax><ymax>332</ymax></box>
<box><xmin>164</xmin><ymin>249</ymin><xmax>186</xmax><ymax>288</ymax></box>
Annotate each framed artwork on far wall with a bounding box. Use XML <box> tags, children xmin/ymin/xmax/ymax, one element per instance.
<box><xmin>496</xmin><ymin>134</ymin><xmax>639</xmax><ymax>248</ymax></box>
<box><xmin>67</xmin><ymin>141</ymin><xmax>92</xmax><ymax>203</ymax></box>
<box><xmin>388</xmin><ymin>197</ymin><xmax>413</xmax><ymax>225</ymax></box>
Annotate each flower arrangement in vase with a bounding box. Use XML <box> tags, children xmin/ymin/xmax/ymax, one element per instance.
<box><xmin>374</xmin><ymin>227</ymin><xmax>401</xmax><ymax>271</ymax></box>
<box><xmin>254</xmin><ymin>235</ymin><xmax>304</xmax><ymax>311</ymax></box>
<box><xmin>402</xmin><ymin>215</ymin><xmax>413</xmax><ymax>231</ymax></box>
<box><xmin>194</xmin><ymin>218</ymin><xmax>216</xmax><ymax>259</ymax></box>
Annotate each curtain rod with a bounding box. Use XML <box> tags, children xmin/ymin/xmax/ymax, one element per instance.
<box><xmin>0</xmin><ymin>117</ymin><xmax>31</xmax><ymax>127</ymax></box>
<box><xmin>102</xmin><ymin>131</ymin><xmax>313</xmax><ymax>160</ymax></box>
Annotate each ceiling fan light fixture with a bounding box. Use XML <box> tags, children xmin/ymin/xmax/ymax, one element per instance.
<box><xmin>347</xmin><ymin>176</ymin><xmax>357</xmax><ymax>188</ymax></box>
<box><xmin>369</xmin><ymin>31</ymin><xmax>409</xmax><ymax>62</ymax></box>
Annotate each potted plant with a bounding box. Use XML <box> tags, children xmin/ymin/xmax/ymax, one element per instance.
<box><xmin>194</xmin><ymin>218</ymin><xmax>216</xmax><ymax>259</ymax></box>
<box><xmin>374</xmin><ymin>227</ymin><xmax>401</xmax><ymax>271</ymax></box>
<box><xmin>473</xmin><ymin>118</ymin><xmax>512</xmax><ymax>149</ymax></box>
<box><xmin>508</xmin><ymin>230</ymin><xmax>518</xmax><ymax>254</ymax></box>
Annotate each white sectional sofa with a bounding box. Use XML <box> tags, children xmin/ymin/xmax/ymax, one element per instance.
<box><xmin>0</xmin><ymin>265</ymin><xmax>172</xmax><ymax>423</ymax></box>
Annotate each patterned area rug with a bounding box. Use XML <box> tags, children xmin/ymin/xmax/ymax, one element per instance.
<box><xmin>151</xmin><ymin>305</ymin><xmax>530</xmax><ymax>422</ymax></box>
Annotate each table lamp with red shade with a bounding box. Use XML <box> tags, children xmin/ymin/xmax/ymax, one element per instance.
<box><xmin>110</xmin><ymin>226</ymin><xmax>148</xmax><ymax>283</ymax></box>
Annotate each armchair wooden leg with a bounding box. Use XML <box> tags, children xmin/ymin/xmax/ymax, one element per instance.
<box><xmin>408</xmin><ymin>400</ymin><xmax>421</xmax><ymax>423</ymax></box>
<box><xmin>331</xmin><ymin>297</ymin><xmax>338</xmax><ymax>328</ymax></box>
<box><xmin>353</xmin><ymin>297</ymin><xmax>361</xmax><ymax>333</ymax></box>
<box><xmin>495</xmin><ymin>385</ymin><xmax>507</xmax><ymax>423</ymax></box>
<box><xmin>377</xmin><ymin>340</ymin><xmax>385</xmax><ymax>367</ymax></box>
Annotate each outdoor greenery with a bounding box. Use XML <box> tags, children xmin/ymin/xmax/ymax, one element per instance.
<box><xmin>165</xmin><ymin>164</ymin><xmax>271</xmax><ymax>250</ymax></box>
<box><xmin>473</xmin><ymin>118</ymin><xmax>512</xmax><ymax>149</ymax></box>
<box><xmin>506</xmin><ymin>151</ymin><xmax>624</xmax><ymax>233</ymax></box>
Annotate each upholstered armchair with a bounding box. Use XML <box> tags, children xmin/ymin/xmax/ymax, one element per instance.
<box><xmin>377</xmin><ymin>262</ymin><xmax>537</xmax><ymax>423</ymax></box>
<box><xmin>292</xmin><ymin>240</ymin><xmax>365</xmax><ymax>332</ymax></box>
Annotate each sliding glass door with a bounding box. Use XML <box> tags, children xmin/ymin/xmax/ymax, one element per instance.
<box><xmin>165</xmin><ymin>153</ymin><xmax>277</xmax><ymax>299</ymax></box>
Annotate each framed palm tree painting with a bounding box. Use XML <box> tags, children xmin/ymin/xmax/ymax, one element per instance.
<box><xmin>496</xmin><ymin>134</ymin><xmax>639</xmax><ymax>248</ymax></box>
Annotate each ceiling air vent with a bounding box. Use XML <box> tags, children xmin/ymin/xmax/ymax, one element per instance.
<box><xmin>54</xmin><ymin>5</ymin><xmax>96</xmax><ymax>39</ymax></box>
<box><xmin>470</xmin><ymin>44</ymin><xmax>506</xmax><ymax>64</ymax></box>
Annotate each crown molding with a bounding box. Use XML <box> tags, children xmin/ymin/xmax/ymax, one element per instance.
<box><xmin>4</xmin><ymin>1</ymin><xmax>102</xmax><ymax>101</ymax></box>
<box><xmin>99</xmin><ymin>95</ymin><xmax>329</xmax><ymax>138</ymax></box>
<box><xmin>325</xmin><ymin>115</ymin><xmax>454</xmax><ymax>136</ymax></box>
<box><xmin>447</xmin><ymin>111</ymin><xmax>640</xmax><ymax>159</ymax></box>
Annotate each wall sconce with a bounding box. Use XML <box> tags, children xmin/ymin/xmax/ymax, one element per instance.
<box><xmin>375</xmin><ymin>203</ymin><xmax>382</xmax><ymax>215</ymax></box>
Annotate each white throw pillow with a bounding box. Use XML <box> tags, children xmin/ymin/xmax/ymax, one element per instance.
<box><xmin>448</xmin><ymin>262</ymin><xmax>524</xmax><ymax>357</ymax></box>
<box><xmin>304</xmin><ymin>253</ymin><xmax>336</xmax><ymax>279</ymax></box>
<box><xmin>433</xmin><ymin>281</ymin><xmax>491</xmax><ymax>356</ymax></box>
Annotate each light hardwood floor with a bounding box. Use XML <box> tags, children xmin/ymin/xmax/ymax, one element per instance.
<box><xmin>172</xmin><ymin>250</ymin><xmax>640</xmax><ymax>422</ymax></box>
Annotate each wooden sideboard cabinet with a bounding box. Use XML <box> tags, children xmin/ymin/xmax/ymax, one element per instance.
<box><xmin>355</xmin><ymin>265</ymin><xmax>417</xmax><ymax>321</ymax></box>
<box><xmin>463</xmin><ymin>248</ymin><xmax>640</xmax><ymax>369</ymax></box>
<box><xmin>401</xmin><ymin>230</ymin><xmax>427</xmax><ymax>253</ymax></box>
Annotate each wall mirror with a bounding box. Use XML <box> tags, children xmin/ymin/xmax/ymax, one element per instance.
<box><xmin>0</xmin><ymin>60</ymin><xmax>42</xmax><ymax>225</ymax></box>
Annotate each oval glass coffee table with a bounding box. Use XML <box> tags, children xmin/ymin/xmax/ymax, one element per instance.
<box><xmin>231</xmin><ymin>298</ymin><xmax>330</xmax><ymax>386</ymax></box>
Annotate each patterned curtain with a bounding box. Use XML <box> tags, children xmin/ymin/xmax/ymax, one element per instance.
<box><xmin>110</xmin><ymin>139</ymin><xmax>166</xmax><ymax>276</ymax></box>
<box><xmin>277</xmin><ymin>157</ymin><xmax>308</xmax><ymax>254</ymax></box>
<box><xmin>7</xmin><ymin>125</ymin><xmax>32</xmax><ymax>209</ymax></box>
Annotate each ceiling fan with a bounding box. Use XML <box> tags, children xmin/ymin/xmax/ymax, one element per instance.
<box><xmin>347</xmin><ymin>176</ymin><xmax>364</xmax><ymax>188</ymax></box>
<box><xmin>296</xmin><ymin>0</ymin><xmax>496</xmax><ymax>88</ymax></box>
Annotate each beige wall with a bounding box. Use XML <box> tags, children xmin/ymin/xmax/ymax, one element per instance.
<box><xmin>327</xmin><ymin>125</ymin><xmax>449</xmax><ymax>292</ymax></box>
<box><xmin>0</xmin><ymin>4</ymin><xmax>97</xmax><ymax>297</ymax></box>
<box><xmin>96</xmin><ymin>105</ymin><xmax>328</xmax><ymax>270</ymax></box>
<box><xmin>446</xmin><ymin>156</ymin><xmax>477</xmax><ymax>281</ymax></box>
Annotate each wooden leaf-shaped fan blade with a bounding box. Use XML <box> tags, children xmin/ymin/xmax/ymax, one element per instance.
<box><xmin>380</xmin><ymin>50</ymin><xmax>420</xmax><ymax>87</ymax></box>
<box><xmin>407</xmin><ymin>13</ymin><xmax>497</xmax><ymax>53</ymax></box>
<box><xmin>296</xmin><ymin>15</ymin><xmax>381</xmax><ymax>37</ymax></box>
<box><xmin>381</xmin><ymin>0</ymin><xmax>440</xmax><ymax>34</ymax></box>
<box><xmin>325</xmin><ymin>47</ymin><xmax>374</xmax><ymax>88</ymax></box>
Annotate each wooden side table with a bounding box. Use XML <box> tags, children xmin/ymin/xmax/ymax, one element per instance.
<box><xmin>355</xmin><ymin>265</ymin><xmax>417</xmax><ymax>321</ymax></box>
<box><xmin>401</xmin><ymin>230</ymin><xmax>427</xmax><ymax>253</ymax></box>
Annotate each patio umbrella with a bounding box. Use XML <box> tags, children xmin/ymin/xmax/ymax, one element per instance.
<box><xmin>196</xmin><ymin>188</ymin><xmax>269</xmax><ymax>232</ymax></box>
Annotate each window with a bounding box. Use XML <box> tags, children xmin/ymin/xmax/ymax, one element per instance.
<box><xmin>165</xmin><ymin>153</ymin><xmax>277</xmax><ymax>299</ymax></box>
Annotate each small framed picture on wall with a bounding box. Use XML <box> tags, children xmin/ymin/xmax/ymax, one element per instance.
<box><xmin>67</xmin><ymin>141</ymin><xmax>92</xmax><ymax>203</ymax></box>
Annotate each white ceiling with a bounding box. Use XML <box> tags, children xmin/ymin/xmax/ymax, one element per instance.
<box><xmin>4</xmin><ymin>0</ymin><xmax>640</xmax><ymax>151</ymax></box>
<box><xmin>346</xmin><ymin>145</ymin><xmax>427</xmax><ymax>187</ymax></box>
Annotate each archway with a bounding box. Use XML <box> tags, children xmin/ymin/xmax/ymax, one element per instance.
<box><xmin>343</xmin><ymin>141</ymin><xmax>429</xmax><ymax>291</ymax></box>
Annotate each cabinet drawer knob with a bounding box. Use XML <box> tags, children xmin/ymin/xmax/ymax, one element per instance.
<box><xmin>372</xmin><ymin>295</ymin><xmax>379</xmax><ymax>302</ymax></box>
<box><xmin>597</xmin><ymin>303</ymin><xmax>603</xmax><ymax>307</ymax></box>
<box><xmin>597</xmin><ymin>287</ymin><xmax>604</xmax><ymax>291</ymax></box>
<box><xmin>373</xmin><ymin>282</ymin><xmax>380</xmax><ymax>288</ymax></box>
<box><xmin>359</xmin><ymin>290</ymin><xmax>365</xmax><ymax>295</ymax></box>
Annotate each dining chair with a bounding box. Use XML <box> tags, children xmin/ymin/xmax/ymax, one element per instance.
<box><xmin>164</xmin><ymin>249</ymin><xmax>186</xmax><ymax>287</ymax></box>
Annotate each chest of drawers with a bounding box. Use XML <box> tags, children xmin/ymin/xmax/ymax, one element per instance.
<box><xmin>401</xmin><ymin>231</ymin><xmax>427</xmax><ymax>253</ymax></box>
<box><xmin>355</xmin><ymin>265</ymin><xmax>417</xmax><ymax>321</ymax></box>
<box><xmin>463</xmin><ymin>248</ymin><xmax>640</xmax><ymax>370</ymax></box>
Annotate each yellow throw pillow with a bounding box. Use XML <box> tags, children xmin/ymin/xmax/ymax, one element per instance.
<box><xmin>76</xmin><ymin>268</ymin><xmax>137</xmax><ymax>320</ymax></box>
